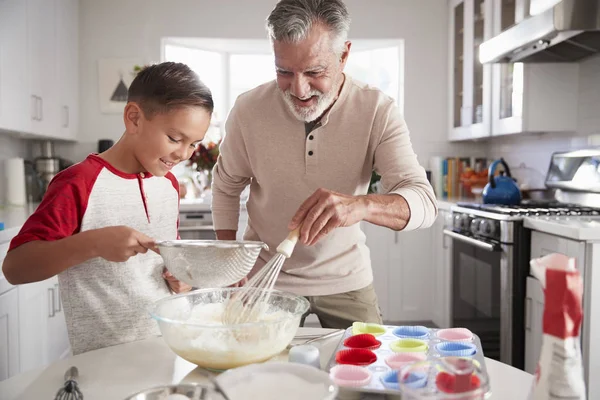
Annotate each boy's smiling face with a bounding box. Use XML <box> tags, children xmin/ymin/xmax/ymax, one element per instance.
<box><xmin>127</xmin><ymin>104</ymin><xmax>211</xmax><ymax>177</ymax></box>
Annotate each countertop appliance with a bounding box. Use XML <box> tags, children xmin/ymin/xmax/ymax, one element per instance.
<box><xmin>446</xmin><ymin>147</ymin><xmax>600</xmax><ymax>370</ymax></box>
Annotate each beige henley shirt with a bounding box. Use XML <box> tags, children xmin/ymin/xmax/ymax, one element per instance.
<box><xmin>212</xmin><ymin>76</ymin><xmax>438</xmax><ymax>296</ymax></box>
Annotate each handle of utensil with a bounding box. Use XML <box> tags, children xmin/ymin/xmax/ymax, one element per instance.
<box><xmin>64</xmin><ymin>366</ymin><xmax>79</xmax><ymax>382</ymax></box>
<box><xmin>276</xmin><ymin>227</ymin><xmax>300</xmax><ymax>258</ymax></box>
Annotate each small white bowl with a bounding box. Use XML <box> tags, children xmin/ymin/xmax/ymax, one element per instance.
<box><xmin>216</xmin><ymin>362</ymin><xmax>338</xmax><ymax>400</ymax></box>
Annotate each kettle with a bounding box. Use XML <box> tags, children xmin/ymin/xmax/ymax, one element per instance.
<box><xmin>482</xmin><ymin>158</ymin><xmax>522</xmax><ymax>205</ymax></box>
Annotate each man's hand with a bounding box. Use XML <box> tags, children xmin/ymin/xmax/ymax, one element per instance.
<box><xmin>92</xmin><ymin>226</ymin><xmax>158</xmax><ymax>262</ymax></box>
<box><xmin>289</xmin><ymin>188</ymin><xmax>368</xmax><ymax>246</ymax></box>
<box><xmin>163</xmin><ymin>268</ymin><xmax>193</xmax><ymax>293</ymax></box>
<box><xmin>229</xmin><ymin>276</ymin><xmax>248</xmax><ymax>287</ymax></box>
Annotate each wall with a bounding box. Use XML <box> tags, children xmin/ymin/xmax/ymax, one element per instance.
<box><xmin>486</xmin><ymin>55</ymin><xmax>600</xmax><ymax>178</ymax></box>
<box><xmin>56</xmin><ymin>0</ymin><xmax>486</xmax><ymax>165</ymax></box>
<box><xmin>0</xmin><ymin>135</ymin><xmax>30</xmax><ymax>205</ymax></box>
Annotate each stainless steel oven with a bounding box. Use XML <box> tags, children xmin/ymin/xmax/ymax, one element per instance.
<box><xmin>178</xmin><ymin>210</ymin><xmax>217</xmax><ymax>240</ymax></box>
<box><xmin>444</xmin><ymin>209</ymin><xmax>528</xmax><ymax>369</ymax></box>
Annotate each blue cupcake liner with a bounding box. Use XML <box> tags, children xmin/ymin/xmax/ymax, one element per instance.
<box><xmin>381</xmin><ymin>370</ymin><xmax>400</xmax><ymax>390</ymax></box>
<box><xmin>435</xmin><ymin>341</ymin><xmax>477</xmax><ymax>357</ymax></box>
<box><xmin>402</xmin><ymin>371</ymin><xmax>428</xmax><ymax>389</ymax></box>
<box><xmin>392</xmin><ymin>325</ymin><xmax>430</xmax><ymax>340</ymax></box>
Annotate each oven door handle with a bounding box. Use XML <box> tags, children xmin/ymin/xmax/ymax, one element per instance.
<box><xmin>442</xmin><ymin>229</ymin><xmax>500</xmax><ymax>252</ymax></box>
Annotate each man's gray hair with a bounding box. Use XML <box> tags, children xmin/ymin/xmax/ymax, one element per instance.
<box><xmin>266</xmin><ymin>0</ymin><xmax>351</xmax><ymax>55</ymax></box>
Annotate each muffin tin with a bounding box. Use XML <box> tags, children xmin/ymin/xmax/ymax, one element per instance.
<box><xmin>326</xmin><ymin>323</ymin><xmax>491</xmax><ymax>397</ymax></box>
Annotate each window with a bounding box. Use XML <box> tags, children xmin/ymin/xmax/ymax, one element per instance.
<box><xmin>163</xmin><ymin>38</ymin><xmax>404</xmax><ymax>142</ymax></box>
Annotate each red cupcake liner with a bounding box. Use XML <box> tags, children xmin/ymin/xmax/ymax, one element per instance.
<box><xmin>336</xmin><ymin>348</ymin><xmax>378</xmax><ymax>366</ymax></box>
<box><xmin>343</xmin><ymin>334</ymin><xmax>382</xmax><ymax>350</ymax></box>
<box><xmin>436</xmin><ymin>371</ymin><xmax>481</xmax><ymax>393</ymax></box>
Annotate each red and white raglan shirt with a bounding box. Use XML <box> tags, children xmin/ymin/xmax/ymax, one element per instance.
<box><xmin>9</xmin><ymin>154</ymin><xmax>179</xmax><ymax>354</ymax></box>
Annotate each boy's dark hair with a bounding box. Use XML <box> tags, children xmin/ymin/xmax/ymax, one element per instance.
<box><xmin>127</xmin><ymin>62</ymin><xmax>214</xmax><ymax>118</ymax></box>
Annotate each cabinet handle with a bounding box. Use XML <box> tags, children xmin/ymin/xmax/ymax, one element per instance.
<box><xmin>525</xmin><ymin>297</ymin><xmax>531</xmax><ymax>330</ymax></box>
<box><xmin>55</xmin><ymin>283</ymin><xmax>62</xmax><ymax>312</ymax></box>
<box><xmin>31</xmin><ymin>95</ymin><xmax>37</xmax><ymax>120</ymax></box>
<box><xmin>38</xmin><ymin>97</ymin><xmax>43</xmax><ymax>121</ymax></box>
<box><xmin>48</xmin><ymin>288</ymin><xmax>56</xmax><ymax>318</ymax></box>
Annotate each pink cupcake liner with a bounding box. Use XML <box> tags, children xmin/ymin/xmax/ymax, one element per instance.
<box><xmin>329</xmin><ymin>365</ymin><xmax>373</xmax><ymax>387</ymax></box>
<box><xmin>385</xmin><ymin>352</ymin><xmax>427</xmax><ymax>370</ymax></box>
<box><xmin>436</xmin><ymin>328</ymin><xmax>473</xmax><ymax>342</ymax></box>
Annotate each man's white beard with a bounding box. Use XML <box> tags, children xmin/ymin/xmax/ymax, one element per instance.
<box><xmin>280</xmin><ymin>75</ymin><xmax>342</xmax><ymax>123</ymax></box>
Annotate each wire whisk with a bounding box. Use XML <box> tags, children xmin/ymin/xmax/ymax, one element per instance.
<box><xmin>54</xmin><ymin>366</ymin><xmax>83</xmax><ymax>400</ymax></box>
<box><xmin>222</xmin><ymin>228</ymin><xmax>300</xmax><ymax>325</ymax></box>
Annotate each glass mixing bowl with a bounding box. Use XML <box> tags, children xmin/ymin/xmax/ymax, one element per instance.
<box><xmin>149</xmin><ymin>288</ymin><xmax>309</xmax><ymax>371</ymax></box>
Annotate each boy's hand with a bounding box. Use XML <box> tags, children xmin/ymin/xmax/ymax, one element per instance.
<box><xmin>163</xmin><ymin>268</ymin><xmax>192</xmax><ymax>293</ymax></box>
<box><xmin>229</xmin><ymin>277</ymin><xmax>248</xmax><ymax>287</ymax></box>
<box><xmin>92</xmin><ymin>226</ymin><xmax>158</xmax><ymax>262</ymax></box>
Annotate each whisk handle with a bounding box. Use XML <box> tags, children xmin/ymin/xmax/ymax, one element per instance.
<box><xmin>276</xmin><ymin>228</ymin><xmax>300</xmax><ymax>258</ymax></box>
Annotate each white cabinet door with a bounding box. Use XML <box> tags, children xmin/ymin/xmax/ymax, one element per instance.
<box><xmin>524</xmin><ymin>276</ymin><xmax>544</xmax><ymax>374</ymax></box>
<box><xmin>432</xmin><ymin>210</ymin><xmax>452</xmax><ymax>328</ymax></box>
<box><xmin>46</xmin><ymin>277</ymin><xmax>71</xmax><ymax>362</ymax></box>
<box><xmin>0</xmin><ymin>0</ymin><xmax>32</xmax><ymax>133</ymax></box>
<box><xmin>448</xmin><ymin>0</ymin><xmax>493</xmax><ymax>141</ymax></box>
<box><xmin>27</xmin><ymin>0</ymin><xmax>59</xmax><ymax>137</ymax></box>
<box><xmin>362</xmin><ymin>222</ymin><xmax>392</xmax><ymax>321</ymax></box>
<box><xmin>393</xmin><ymin>227</ymin><xmax>433</xmax><ymax>322</ymax></box>
<box><xmin>17</xmin><ymin>279</ymin><xmax>50</xmax><ymax>373</ymax></box>
<box><xmin>55</xmin><ymin>0</ymin><xmax>79</xmax><ymax>140</ymax></box>
<box><xmin>0</xmin><ymin>288</ymin><xmax>20</xmax><ymax>381</ymax></box>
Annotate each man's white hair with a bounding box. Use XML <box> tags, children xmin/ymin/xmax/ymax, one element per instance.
<box><xmin>266</xmin><ymin>0</ymin><xmax>351</xmax><ymax>56</ymax></box>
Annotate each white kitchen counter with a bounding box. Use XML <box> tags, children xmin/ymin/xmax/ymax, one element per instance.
<box><xmin>0</xmin><ymin>203</ymin><xmax>38</xmax><ymax>243</ymax></box>
<box><xmin>1</xmin><ymin>327</ymin><xmax>533</xmax><ymax>400</ymax></box>
<box><xmin>524</xmin><ymin>216</ymin><xmax>600</xmax><ymax>241</ymax></box>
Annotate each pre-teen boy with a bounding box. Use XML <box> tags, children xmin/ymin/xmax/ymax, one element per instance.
<box><xmin>2</xmin><ymin>62</ymin><xmax>213</xmax><ymax>354</ymax></box>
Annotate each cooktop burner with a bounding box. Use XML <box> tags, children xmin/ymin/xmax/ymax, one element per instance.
<box><xmin>456</xmin><ymin>201</ymin><xmax>600</xmax><ymax>217</ymax></box>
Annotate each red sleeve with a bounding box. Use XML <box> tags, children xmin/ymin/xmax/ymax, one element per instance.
<box><xmin>165</xmin><ymin>172</ymin><xmax>181</xmax><ymax>239</ymax></box>
<box><xmin>9</xmin><ymin>158</ymin><xmax>101</xmax><ymax>251</ymax></box>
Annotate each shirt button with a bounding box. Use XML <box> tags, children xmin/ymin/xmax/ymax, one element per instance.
<box><xmin>140</xmin><ymin>172</ymin><xmax>145</xmax><ymax>178</ymax></box>
<box><xmin>308</xmin><ymin>135</ymin><xmax>314</xmax><ymax>140</ymax></box>
<box><xmin>308</xmin><ymin>151</ymin><xmax>314</xmax><ymax>156</ymax></box>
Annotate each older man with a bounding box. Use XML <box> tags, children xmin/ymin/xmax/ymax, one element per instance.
<box><xmin>212</xmin><ymin>0</ymin><xmax>437</xmax><ymax>328</ymax></box>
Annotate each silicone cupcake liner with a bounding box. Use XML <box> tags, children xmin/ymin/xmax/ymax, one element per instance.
<box><xmin>400</xmin><ymin>370</ymin><xmax>428</xmax><ymax>389</ymax></box>
<box><xmin>436</xmin><ymin>327</ymin><xmax>473</xmax><ymax>342</ymax></box>
<box><xmin>352</xmin><ymin>322</ymin><xmax>386</xmax><ymax>336</ymax></box>
<box><xmin>336</xmin><ymin>348</ymin><xmax>378</xmax><ymax>366</ymax></box>
<box><xmin>385</xmin><ymin>352</ymin><xmax>427</xmax><ymax>370</ymax></box>
<box><xmin>380</xmin><ymin>370</ymin><xmax>400</xmax><ymax>390</ymax></box>
<box><xmin>436</xmin><ymin>371</ymin><xmax>482</xmax><ymax>394</ymax></box>
<box><xmin>392</xmin><ymin>325</ymin><xmax>430</xmax><ymax>340</ymax></box>
<box><xmin>390</xmin><ymin>338</ymin><xmax>428</xmax><ymax>353</ymax></box>
<box><xmin>435</xmin><ymin>341</ymin><xmax>478</xmax><ymax>357</ymax></box>
<box><xmin>344</xmin><ymin>334</ymin><xmax>382</xmax><ymax>350</ymax></box>
<box><xmin>329</xmin><ymin>365</ymin><xmax>372</xmax><ymax>387</ymax></box>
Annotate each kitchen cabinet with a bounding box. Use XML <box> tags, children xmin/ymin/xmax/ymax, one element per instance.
<box><xmin>448</xmin><ymin>0</ymin><xmax>493</xmax><ymax>141</ymax></box>
<box><xmin>432</xmin><ymin>209</ymin><xmax>453</xmax><ymax>328</ymax></box>
<box><xmin>18</xmin><ymin>276</ymin><xmax>70</xmax><ymax>374</ymax></box>
<box><xmin>524</xmin><ymin>276</ymin><xmax>544</xmax><ymax>374</ymax></box>
<box><xmin>0</xmin><ymin>0</ymin><xmax>31</xmax><ymax>134</ymax></box>
<box><xmin>530</xmin><ymin>231</ymin><xmax>586</xmax><ymax>275</ymax></box>
<box><xmin>55</xmin><ymin>0</ymin><xmax>80</xmax><ymax>140</ymax></box>
<box><xmin>362</xmin><ymin>221</ymin><xmax>434</xmax><ymax>323</ymax></box>
<box><xmin>0</xmin><ymin>288</ymin><xmax>20</xmax><ymax>381</ymax></box>
<box><xmin>0</xmin><ymin>0</ymin><xmax>79</xmax><ymax>140</ymax></box>
<box><xmin>489</xmin><ymin>0</ymin><xmax>578</xmax><ymax>136</ymax></box>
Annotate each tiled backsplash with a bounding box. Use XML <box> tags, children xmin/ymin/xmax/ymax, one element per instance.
<box><xmin>486</xmin><ymin>55</ymin><xmax>600</xmax><ymax>177</ymax></box>
<box><xmin>0</xmin><ymin>134</ymin><xmax>31</xmax><ymax>205</ymax></box>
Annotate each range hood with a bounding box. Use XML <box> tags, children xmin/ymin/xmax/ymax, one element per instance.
<box><xmin>479</xmin><ymin>0</ymin><xmax>600</xmax><ymax>63</ymax></box>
